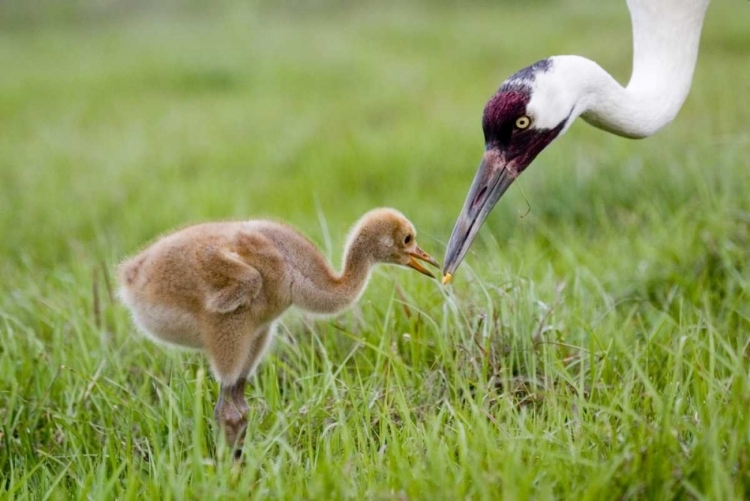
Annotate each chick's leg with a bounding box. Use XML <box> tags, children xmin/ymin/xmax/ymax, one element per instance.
<box><xmin>214</xmin><ymin>381</ymin><xmax>248</xmax><ymax>457</ymax></box>
<box><xmin>227</xmin><ymin>325</ymin><xmax>275</xmax><ymax>452</ymax></box>
<box><xmin>203</xmin><ymin>317</ymin><xmax>257</xmax><ymax>456</ymax></box>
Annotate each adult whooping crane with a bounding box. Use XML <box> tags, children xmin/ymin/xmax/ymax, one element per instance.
<box><xmin>442</xmin><ymin>0</ymin><xmax>711</xmax><ymax>283</ymax></box>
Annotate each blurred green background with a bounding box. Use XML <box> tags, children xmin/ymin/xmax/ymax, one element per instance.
<box><xmin>1</xmin><ymin>0</ymin><xmax>745</xmax><ymax>271</ymax></box>
<box><xmin>2</xmin><ymin>1</ymin><xmax>750</xmax><ymax>499</ymax></box>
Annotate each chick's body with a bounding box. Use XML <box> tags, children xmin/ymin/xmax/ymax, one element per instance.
<box><xmin>121</xmin><ymin>222</ymin><xmax>287</xmax><ymax>347</ymax></box>
<box><xmin>117</xmin><ymin>209</ymin><xmax>439</xmax><ymax>456</ymax></box>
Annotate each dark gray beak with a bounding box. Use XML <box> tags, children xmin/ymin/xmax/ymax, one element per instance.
<box><xmin>442</xmin><ymin>148</ymin><xmax>516</xmax><ymax>281</ymax></box>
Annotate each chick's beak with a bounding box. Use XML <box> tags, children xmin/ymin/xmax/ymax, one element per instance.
<box><xmin>407</xmin><ymin>245</ymin><xmax>440</xmax><ymax>278</ymax></box>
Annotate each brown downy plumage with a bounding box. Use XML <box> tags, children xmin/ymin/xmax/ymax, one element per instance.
<box><xmin>118</xmin><ymin>208</ymin><xmax>438</xmax><ymax>457</ymax></box>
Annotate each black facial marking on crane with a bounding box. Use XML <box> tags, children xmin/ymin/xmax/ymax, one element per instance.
<box><xmin>500</xmin><ymin>58</ymin><xmax>553</xmax><ymax>91</ymax></box>
<box><xmin>498</xmin><ymin>81</ymin><xmax>531</xmax><ymax>94</ymax></box>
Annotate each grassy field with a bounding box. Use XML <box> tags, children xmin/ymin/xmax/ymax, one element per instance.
<box><xmin>2</xmin><ymin>0</ymin><xmax>750</xmax><ymax>499</ymax></box>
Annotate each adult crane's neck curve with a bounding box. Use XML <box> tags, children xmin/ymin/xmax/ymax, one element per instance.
<box><xmin>576</xmin><ymin>0</ymin><xmax>710</xmax><ymax>138</ymax></box>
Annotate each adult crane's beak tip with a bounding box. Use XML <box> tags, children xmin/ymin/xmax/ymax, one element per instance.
<box><xmin>442</xmin><ymin>149</ymin><xmax>517</xmax><ymax>279</ymax></box>
<box><xmin>441</xmin><ymin>273</ymin><xmax>452</xmax><ymax>286</ymax></box>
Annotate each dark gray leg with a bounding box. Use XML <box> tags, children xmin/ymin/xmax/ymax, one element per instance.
<box><xmin>214</xmin><ymin>379</ymin><xmax>248</xmax><ymax>459</ymax></box>
<box><xmin>217</xmin><ymin>325</ymin><xmax>273</xmax><ymax>460</ymax></box>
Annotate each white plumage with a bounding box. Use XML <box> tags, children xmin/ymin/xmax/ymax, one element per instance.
<box><xmin>442</xmin><ymin>0</ymin><xmax>712</xmax><ymax>279</ymax></box>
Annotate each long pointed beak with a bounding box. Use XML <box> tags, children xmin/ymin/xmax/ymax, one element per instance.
<box><xmin>407</xmin><ymin>245</ymin><xmax>440</xmax><ymax>278</ymax></box>
<box><xmin>443</xmin><ymin>148</ymin><xmax>516</xmax><ymax>279</ymax></box>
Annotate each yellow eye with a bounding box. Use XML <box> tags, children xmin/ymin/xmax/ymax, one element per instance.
<box><xmin>515</xmin><ymin>116</ymin><xmax>531</xmax><ymax>129</ymax></box>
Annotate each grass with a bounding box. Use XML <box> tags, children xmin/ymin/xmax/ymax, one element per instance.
<box><xmin>1</xmin><ymin>0</ymin><xmax>750</xmax><ymax>498</ymax></box>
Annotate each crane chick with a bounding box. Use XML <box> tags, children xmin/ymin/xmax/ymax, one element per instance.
<box><xmin>118</xmin><ymin>208</ymin><xmax>439</xmax><ymax>457</ymax></box>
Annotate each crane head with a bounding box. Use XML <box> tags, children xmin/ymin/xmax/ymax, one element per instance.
<box><xmin>443</xmin><ymin>57</ymin><xmax>575</xmax><ymax>279</ymax></box>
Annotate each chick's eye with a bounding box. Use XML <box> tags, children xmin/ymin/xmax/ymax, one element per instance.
<box><xmin>404</xmin><ymin>234</ymin><xmax>412</xmax><ymax>244</ymax></box>
<box><xmin>515</xmin><ymin>115</ymin><xmax>531</xmax><ymax>129</ymax></box>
